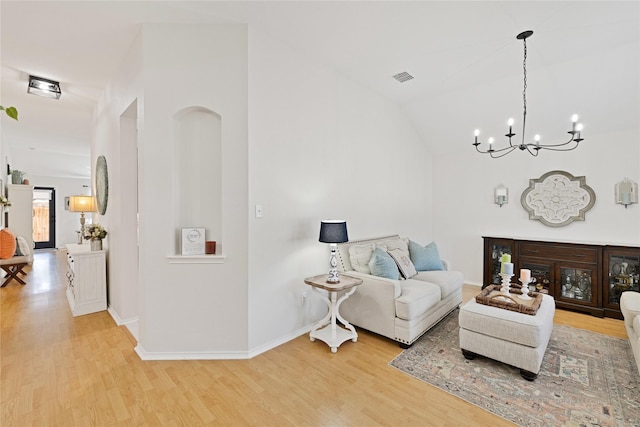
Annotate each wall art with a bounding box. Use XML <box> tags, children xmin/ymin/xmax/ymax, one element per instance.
<box><xmin>521</xmin><ymin>170</ymin><xmax>595</xmax><ymax>227</ymax></box>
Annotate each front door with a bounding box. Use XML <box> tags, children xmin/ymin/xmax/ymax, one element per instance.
<box><xmin>33</xmin><ymin>187</ymin><xmax>56</xmax><ymax>249</ymax></box>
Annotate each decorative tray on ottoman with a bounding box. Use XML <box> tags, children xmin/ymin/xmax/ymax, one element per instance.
<box><xmin>475</xmin><ymin>284</ymin><xmax>543</xmax><ymax>315</ymax></box>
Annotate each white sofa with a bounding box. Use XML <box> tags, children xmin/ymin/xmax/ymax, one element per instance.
<box><xmin>620</xmin><ymin>291</ymin><xmax>640</xmax><ymax>374</ymax></box>
<box><xmin>336</xmin><ymin>235</ymin><xmax>463</xmax><ymax>347</ymax></box>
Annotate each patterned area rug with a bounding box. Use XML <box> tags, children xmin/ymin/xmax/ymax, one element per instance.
<box><xmin>390</xmin><ymin>310</ymin><xmax>640</xmax><ymax>427</ymax></box>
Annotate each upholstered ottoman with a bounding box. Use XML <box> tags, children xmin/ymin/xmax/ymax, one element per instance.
<box><xmin>459</xmin><ymin>293</ymin><xmax>555</xmax><ymax>381</ymax></box>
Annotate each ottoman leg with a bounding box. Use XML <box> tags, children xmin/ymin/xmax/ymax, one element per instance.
<box><xmin>520</xmin><ymin>369</ymin><xmax>537</xmax><ymax>381</ymax></box>
<box><xmin>461</xmin><ymin>349</ymin><xmax>476</xmax><ymax>360</ymax></box>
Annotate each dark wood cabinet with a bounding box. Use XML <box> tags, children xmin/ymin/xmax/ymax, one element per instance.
<box><xmin>482</xmin><ymin>237</ymin><xmax>640</xmax><ymax>318</ymax></box>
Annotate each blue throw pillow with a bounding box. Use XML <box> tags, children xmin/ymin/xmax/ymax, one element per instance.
<box><xmin>368</xmin><ymin>247</ymin><xmax>400</xmax><ymax>279</ymax></box>
<box><xmin>409</xmin><ymin>240</ymin><xmax>444</xmax><ymax>271</ymax></box>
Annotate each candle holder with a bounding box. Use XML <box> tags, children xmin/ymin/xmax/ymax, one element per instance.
<box><xmin>500</xmin><ymin>273</ymin><xmax>513</xmax><ymax>295</ymax></box>
<box><xmin>518</xmin><ymin>279</ymin><xmax>532</xmax><ymax>300</ymax></box>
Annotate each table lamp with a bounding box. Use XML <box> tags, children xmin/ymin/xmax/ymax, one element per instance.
<box><xmin>319</xmin><ymin>220</ymin><xmax>348</xmax><ymax>283</ymax></box>
<box><xmin>68</xmin><ymin>195</ymin><xmax>97</xmax><ymax>244</ymax></box>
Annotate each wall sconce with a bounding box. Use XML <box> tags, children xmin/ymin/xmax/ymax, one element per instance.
<box><xmin>494</xmin><ymin>185</ymin><xmax>508</xmax><ymax>207</ymax></box>
<box><xmin>27</xmin><ymin>75</ymin><xmax>62</xmax><ymax>99</ymax></box>
<box><xmin>615</xmin><ymin>178</ymin><xmax>638</xmax><ymax>208</ymax></box>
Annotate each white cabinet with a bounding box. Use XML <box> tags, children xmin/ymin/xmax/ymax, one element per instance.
<box><xmin>7</xmin><ymin>184</ymin><xmax>34</xmax><ymax>250</ymax></box>
<box><xmin>65</xmin><ymin>243</ymin><xmax>106</xmax><ymax>316</ymax></box>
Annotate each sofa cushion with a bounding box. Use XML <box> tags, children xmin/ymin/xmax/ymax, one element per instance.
<box><xmin>413</xmin><ymin>270</ymin><xmax>464</xmax><ymax>299</ymax></box>
<box><xmin>369</xmin><ymin>247</ymin><xmax>400</xmax><ymax>280</ymax></box>
<box><xmin>409</xmin><ymin>240</ymin><xmax>444</xmax><ymax>271</ymax></box>
<box><xmin>348</xmin><ymin>243</ymin><xmax>376</xmax><ymax>274</ymax></box>
<box><xmin>0</xmin><ymin>229</ymin><xmax>17</xmax><ymax>259</ymax></box>
<box><xmin>395</xmin><ymin>280</ymin><xmax>441</xmax><ymax>321</ymax></box>
<box><xmin>387</xmin><ymin>248</ymin><xmax>417</xmax><ymax>279</ymax></box>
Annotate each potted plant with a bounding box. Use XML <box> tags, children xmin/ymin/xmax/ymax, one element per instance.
<box><xmin>83</xmin><ymin>223</ymin><xmax>108</xmax><ymax>251</ymax></box>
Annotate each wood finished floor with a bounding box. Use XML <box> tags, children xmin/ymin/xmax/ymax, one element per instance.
<box><xmin>1</xmin><ymin>250</ymin><xmax>627</xmax><ymax>426</ymax></box>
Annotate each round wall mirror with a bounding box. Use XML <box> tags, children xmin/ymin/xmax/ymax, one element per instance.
<box><xmin>95</xmin><ymin>155</ymin><xmax>109</xmax><ymax>215</ymax></box>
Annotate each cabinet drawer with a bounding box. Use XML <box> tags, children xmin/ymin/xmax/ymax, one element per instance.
<box><xmin>519</xmin><ymin>243</ymin><xmax>598</xmax><ymax>263</ymax></box>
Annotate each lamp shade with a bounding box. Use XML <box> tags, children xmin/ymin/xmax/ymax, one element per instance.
<box><xmin>68</xmin><ymin>195</ymin><xmax>97</xmax><ymax>213</ymax></box>
<box><xmin>319</xmin><ymin>220</ymin><xmax>348</xmax><ymax>244</ymax></box>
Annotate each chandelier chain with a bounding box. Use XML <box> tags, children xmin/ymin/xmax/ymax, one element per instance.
<box><xmin>522</xmin><ymin>37</ymin><xmax>527</xmax><ymax>119</ymax></box>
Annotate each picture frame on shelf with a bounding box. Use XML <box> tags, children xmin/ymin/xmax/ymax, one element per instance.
<box><xmin>181</xmin><ymin>227</ymin><xmax>205</xmax><ymax>255</ymax></box>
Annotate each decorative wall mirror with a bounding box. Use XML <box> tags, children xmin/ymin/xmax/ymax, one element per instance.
<box><xmin>95</xmin><ymin>155</ymin><xmax>109</xmax><ymax>215</ymax></box>
<box><xmin>521</xmin><ymin>170</ymin><xmax>595</xmax><ymax>227</ymax></box>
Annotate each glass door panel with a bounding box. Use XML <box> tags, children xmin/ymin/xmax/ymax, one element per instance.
<box><xmin>606</xmin><ymin>252</ymin><xmax>640</xmax><ymax>306</ymax></box>
<box><xmin>560</xmin><ymin>267</ymin><xmax>593</xmax><ymax>303</ymax></box>
<box><xmin>489</xmin><ymin>243</ymin><xmax>513</xmax><ymax>286</ymax></box>
<box><xmin>519</xmin><ymin>258</ymin><xmax>552</xmax><ymax>294</ymax></box>
<box><xmin>33</xmin><ymin>187</ymin><xmax>56</xmax><ymax>249</ymax></box>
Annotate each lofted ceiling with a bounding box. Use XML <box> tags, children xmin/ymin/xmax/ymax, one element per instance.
<box><xmin>1</xmin><ymin>1</ymin><xmax>638</xmax><ymax>179</ymax></box>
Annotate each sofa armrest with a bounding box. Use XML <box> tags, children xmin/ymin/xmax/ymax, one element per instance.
<box><xmin>339</xmin><ymin>271</ymin><xmax>402</xmax><ymax>340</ymax></box>
<box><xmin>441</xmin><ymin>259</ymin><xmax>451</xmax><ymax>271</ymax></box>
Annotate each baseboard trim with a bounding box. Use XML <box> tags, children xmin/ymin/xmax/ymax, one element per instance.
<box><xmin>107</xmin><ymin>306</ymin><xmax>139</xmax><ymax>340</ymax></box>
<box><xmin>133</xmin><ymin>324</ymin><xmax>314</xmax><ymax>360</ymax></box>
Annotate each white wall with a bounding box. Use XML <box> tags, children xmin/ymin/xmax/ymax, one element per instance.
<box><xmin>137</xmin><ymin>24</ymin><xmax>249</xmax><ymax>355</ymax></box>
<box><xmin>92</xmin><ymin>31</ymin><xmax>143</xmax><ymax>331</ymax></box>
<box><xmin>247</xmin><ymin>28</ymin><xmax>432</xmax><ymax>350</ymax></box>
<box><xmin>95</xmin><ymin>24</ymin><xmax>250</xmax><ymax>356</ymax></box>
<box><xmin>433</xmin><ymin>126</ymin><xmax>640</xmax><ymax>286</ymax></box>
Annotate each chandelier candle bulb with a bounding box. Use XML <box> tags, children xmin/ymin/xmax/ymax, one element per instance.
<box><xmin>520</xmin><ymin>269</ymin><xmax>531</xmax><ymax>282</ymax></box>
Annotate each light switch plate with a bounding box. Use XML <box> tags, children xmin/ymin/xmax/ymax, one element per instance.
<box><xmin>255</xmin><ymin>204</ymin><xmax>263</xmax><ymax>218</ymax></box>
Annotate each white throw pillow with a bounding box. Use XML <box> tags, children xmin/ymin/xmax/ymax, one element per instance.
<box><xmin>348</xmin><ymin>243</ymin><xmax>375</xmax><ymax>274</ymax></box>
<box><xmin>387</xmin><ymin>247</ymin><xmax>417</xmax><ymax>279</ymax></box>
<box><xmin>16</xmin><ymin>236</ymin><xmax>31</xmax><ymax>256</ymax></box>
<box><xmin>383</xmin><ymin>238</ymin><xmax>409</xmax><ymax>253</ymax></box>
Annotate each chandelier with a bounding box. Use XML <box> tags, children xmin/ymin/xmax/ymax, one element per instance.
<box><xmin>473</xmin><ymin>30</ymin><xmax>584</xmax><ymax>158</ymax></box>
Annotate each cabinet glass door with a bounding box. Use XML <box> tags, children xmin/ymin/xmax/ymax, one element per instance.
<box><xmin>559</xmin><ymin>267</ymin><xmax>594</xmax><ymax>302</ymax></box>
<box><xmin>489</xmin><ymin>242</ymin><xmax>513</xmax><ymax>286</ymax></box>
<box><xmin>519</xmin><ymin>258</ymin><xmax>552</xmax><ymax>294</ymax></box>
<box><xmin>605</xmin><ymin>251</ymin><xmax>640</xmax><ymax>306</ymax></box>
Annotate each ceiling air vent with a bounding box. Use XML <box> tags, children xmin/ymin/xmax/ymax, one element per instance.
<box><xmin>392</xmin><ymin>71</ymin><xmax>414</xmax><ymax>83</ymax></box>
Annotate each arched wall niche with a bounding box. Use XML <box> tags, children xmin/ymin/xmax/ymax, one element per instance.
<box><xmin>172</xmin><ymin>106</ymin><xmax>222</xmax><ymax>257</ymax></box>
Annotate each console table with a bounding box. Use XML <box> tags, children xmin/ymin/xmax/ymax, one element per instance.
<box><xmin>65</xmin><ymin>244</ymin><xmax>107</xmax><ymax>317</ymax></box>
<box><xmin>483</xmin><ymin>236</ymin><xmax>640</xmax><ymax>319</ymax></box>
<box><xmin>304</xmin><ymin>274</ymin><xmax>362</xmax><ymax>353</ymax></box>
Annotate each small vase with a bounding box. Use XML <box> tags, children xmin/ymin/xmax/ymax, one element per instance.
<box><xmin>90</xmin><ymin>239</ymin><xmax>103</xmax><ymax>251</ymax></box>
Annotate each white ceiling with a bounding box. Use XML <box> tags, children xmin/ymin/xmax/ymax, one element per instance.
<box><xmin>1</xmin><ymin>1</ymin><xmax>638</xmax><ymax>178</ymax></box>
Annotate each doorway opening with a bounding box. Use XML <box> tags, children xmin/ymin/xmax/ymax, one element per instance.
<box><xmin>33</xmin><ymin>187</ymin><xmax>56</xmax><ymax>249</ymax></box>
